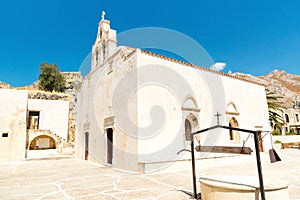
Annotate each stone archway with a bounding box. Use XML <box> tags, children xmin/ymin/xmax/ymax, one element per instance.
<box><xmin>229</xmin><ymin>117</ymin><xmax>240</xmax><ymax>142</ymax></box>
<box><xmin>29</xmin><ymin>135</ymin><xmax>56</xmax><ymax>150</ymax></box>
<box><xmin>27</xmin><ymin>130</ymin><xmax>62</xmax><ymax>151</ymax></box>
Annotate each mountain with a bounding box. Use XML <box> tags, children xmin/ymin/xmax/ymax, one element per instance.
<box><xmin>0</xmin><ymin>81</ymin><xmax>12</xmax><ymax>89</ymax></box>
<box><xmin>234</xmin><ymin>70</ymin><xmax>300</xmax><ymax>108</ymax></box>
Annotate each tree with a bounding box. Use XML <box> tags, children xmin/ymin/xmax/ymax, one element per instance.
<box><xmin>38</xmin><ymin>63</ymin><xmax>65</xmax><ymax>92</ymax></box>
<box><xmin>266</xmin><ymin>89</ymin><xmax>286</xmax><ymax>131</ymax></box>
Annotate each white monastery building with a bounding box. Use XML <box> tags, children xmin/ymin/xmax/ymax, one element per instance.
<box><xmin>75</xmin><ymin>13</ymin><xmax>272</xmax><ymax>173</ymax></box>
<box><xmin>0</xmin><ymin>89</ymin><xmax>70</xmax><ymax>161</ymax></box>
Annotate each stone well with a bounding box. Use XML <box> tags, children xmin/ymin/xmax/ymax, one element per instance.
<box><xmin>199</xmin><ymin>176</ymin><xmax>289</xmax><ymax>200</ymax></box>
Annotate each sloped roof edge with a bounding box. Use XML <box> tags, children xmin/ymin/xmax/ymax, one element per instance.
<box><xmin>140</xmin><ymin>49</ymin><xmax>266</xmax><ymax>87</ymax></box>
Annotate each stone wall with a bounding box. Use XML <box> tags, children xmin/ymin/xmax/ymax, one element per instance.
<box><xmin>62</xmin><ymin>72</ymin><xmax>82</xmax><ymax>143</ymax></box>
<box><xmin>28</xmin><ymin>90</ymin><xmax>70</xmax><ymax>101</ymax></box>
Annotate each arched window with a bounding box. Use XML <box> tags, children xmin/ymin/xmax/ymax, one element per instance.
<box><xmin>285</xmin><ymin>114</ymin><xmax>290</xmax><ymax>123</ymax></box>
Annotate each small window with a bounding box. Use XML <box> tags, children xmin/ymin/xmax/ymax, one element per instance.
<box><xmin>28</xmin><ymin>111</ymin><xmax>40</xmax><ymax>130</ymax></box>
<box><xmin>296</xmin><ymin>114</ymin><xmax>299</xmax><ymax>122</ymax></box>
<box><xmin>2</xmin><ymin>133</ymin><xmax>8</xmax><ymax>137</ymax></box>
<box><xmin>285</xmin><ymin>114</ymin><xmax>290</xmax><ymax>123</ymax></box>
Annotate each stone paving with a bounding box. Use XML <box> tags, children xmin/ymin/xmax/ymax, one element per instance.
<box><xmin>0</xmin><ymin>147</ymin><xmax>300</xmax><ymax>200</ymax></box>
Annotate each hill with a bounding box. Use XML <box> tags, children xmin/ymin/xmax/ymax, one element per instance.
<box><xmin>234</xmin><ymin>70</ymin><xmax>300</xmax><ymax>108</ymax></box>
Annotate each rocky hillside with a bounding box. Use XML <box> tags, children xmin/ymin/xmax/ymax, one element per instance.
<box><xmin>0</xmin><ymin>81</ymin><xmax>12</xmax><ymax>89</ymax></box>
<box><xmin>234</xmin><ymin>70</ymin><xmax>300</xmax><ymax>108</ymax></box>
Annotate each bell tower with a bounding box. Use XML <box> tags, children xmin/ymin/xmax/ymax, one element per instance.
<box><xmin>92</xmin><ymin>11</ymin><xmax>117</xmax><ymax>70</ymax></box>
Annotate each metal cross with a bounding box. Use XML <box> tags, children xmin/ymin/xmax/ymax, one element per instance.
<box><xmin>214</xmin><ymin>111</ymin><xmax>222</xmax><ymax>125</ymax></box>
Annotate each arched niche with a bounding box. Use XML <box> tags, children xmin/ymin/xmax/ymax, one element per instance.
<box><xmin>182</xmin><ymin>96</ymin><xmax>200</xmax><ymax>112</ymax></box>
<box><xmin>29</xmin><ymin>135</ymin><xmax>56</xmax><ymax>150</ymax></box>
<box><xmin>226</xmin><ymin>101</ymin><xmax>239</xmax><ymax>115</ymax></box>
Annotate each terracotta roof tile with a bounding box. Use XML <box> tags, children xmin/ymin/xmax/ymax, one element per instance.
<box><xmin>140</xmin><ymin>49</ymin><xmax>265</xmax><ymax>87</ymax></box>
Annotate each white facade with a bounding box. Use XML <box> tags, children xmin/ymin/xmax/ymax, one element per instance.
<box><xmin>76</xmin><ymin>16</ymin><xmax>272</xmax><ymax>173</ymax></box>
<box><xmin>0</xmin><ymin>89</ymin><xmax>71</xmax><ymax>161</ymax></box>
<box><xmin>274</xmin><ymin>108</ymin><xmax>300</xmax><ymax>135</ymax></box>
<box><xmin>28</xmin><ymin>99</ymin><xmax>70</xmax><ymax>140</ymax></box>
<box><xmin>0</xmin><ymin>89</ymin><xmax>27</xmax><ymax>161</ymax></box>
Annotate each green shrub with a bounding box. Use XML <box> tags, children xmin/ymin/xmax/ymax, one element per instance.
<box><xmin>274</xmin><ymin>140</ymin><xmax>281</xmax><ymax>144</ymax></box>
<box><xmin>38</xmin><ymin>63</ymin><xmax>65</xmax><ymax>92</ymax></box>
<box><xmin>272</xmin><ymin>130</ymin><xmax>281</xmax><ymax>135</ymax></box>
<box><xmin>286</xmin><ymin>131</ymin><xmax>296</xmax><ymax>135</ymax></box>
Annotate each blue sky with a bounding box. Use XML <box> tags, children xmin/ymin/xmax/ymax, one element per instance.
<box><xmin>0</xmin><ymin>0</ymin><xmax>300</xmax><ymax>86</ymax></box>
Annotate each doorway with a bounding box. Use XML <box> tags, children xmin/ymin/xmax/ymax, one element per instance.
<box><xmin>185</xmin><ymin>113</ymin><xmax>199</xmax><ymax>142</ymax></box>
<box><xmin>107</xmin><ymin>128</ymin><xmax>113</xmax><ymax>164</ymax></box>
<box><xmin>85</xmin><ymin>132</ymin><xmax>89</xmax><ymax>160</ymax></box>
<box><xmin>185</xmin><ymin>119</ymin><xmax>192</xmax><ymax>141</ymax></box>
<box><xmin>229</xmin><ymin>117</ymin><xmax>239</xmax><ymax>142</ymax></box>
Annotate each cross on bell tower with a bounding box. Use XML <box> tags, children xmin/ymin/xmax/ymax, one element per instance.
<box><xmin>102</xmin><ymin>11</ymin><xmax>106</xmax><ymax>20</ymax></box>
<box><xmin>91</xmin><ymin>11</ymin><xmax>117</xmax><ymax>70</ymax></box>
<box><xmin>214</xmin><ymin>111</ymin><xmax>222</xmax><ymax>125</ymax></box>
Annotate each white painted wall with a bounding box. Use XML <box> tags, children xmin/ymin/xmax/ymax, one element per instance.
<box><xmin>28</xmin><ymin>99</ymin><xmax>69</xmax><ymax>140</ymax></box>
<box><xmin>76</xmin><ymin>47</ymin><xmax>141</xmax><ymax>172</ymax></box>
<box><xmin>136</xmin><ymin>51</ymin><xmax>272</xmax><ymax>167</ymax></box>
<box><xmin>0</xmin><ymin>89</ymin><xmax>27</xmax><ymax>161</ymax></box>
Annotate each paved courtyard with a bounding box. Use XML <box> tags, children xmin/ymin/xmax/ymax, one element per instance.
<box><xmin>1</xmin><ymin>147</ymin><xmax>300</xmax><ymax>200</ymax></box>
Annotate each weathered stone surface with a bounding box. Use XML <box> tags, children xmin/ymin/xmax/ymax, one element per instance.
<box><xmin>0</xmin><ymin>81</ymin><xmax>12</xmax><ymax>89</ymax></box>
<box><xmin>28</xmin><ymin>90</ymin><xmax>70</xmax><ymax>100</ymax></box>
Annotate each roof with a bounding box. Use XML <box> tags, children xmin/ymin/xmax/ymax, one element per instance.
<box><xmin>140</xmin><ymin>49</ymin><xmax>265</xmax><ymax>87</ymax></box>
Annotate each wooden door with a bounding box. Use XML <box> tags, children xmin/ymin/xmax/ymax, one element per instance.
<box><xmin>107</xmin><ymin>128</ymin><xmax>113</xmax><ymax>164</ymax></box>
<box><xmin>85</xmin><ymin>132</ymin><xmax>89</xmax><ymax>160</ymax></box>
